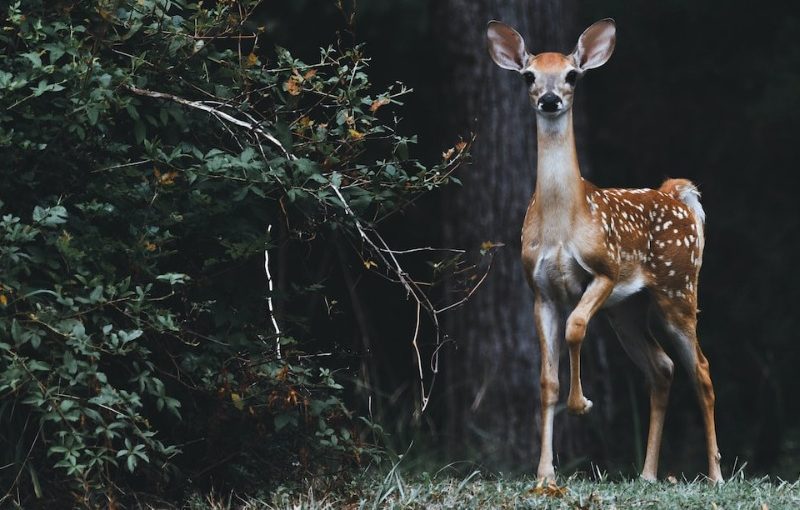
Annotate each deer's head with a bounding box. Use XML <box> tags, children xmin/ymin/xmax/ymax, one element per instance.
<box><xmin>487</xmin><ymin>19</ymin><xmax>616</xmax><ymax>117</ymax></box>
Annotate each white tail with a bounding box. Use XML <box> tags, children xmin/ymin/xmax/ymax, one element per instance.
<box><xmin>487</xmin><ymin>19</ymin><xmax>722</xmax><ymax>483</ymax></box>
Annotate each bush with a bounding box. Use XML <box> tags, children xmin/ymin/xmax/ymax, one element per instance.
<box><xmin>0</xmin><ymin>0</ymin><xmax>466</xmax><ymax>506</ymax></box>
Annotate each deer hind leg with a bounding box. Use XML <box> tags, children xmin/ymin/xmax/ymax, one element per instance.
<box><xmin>607</xmin><ymin>294</ymin><xmax>674</xmax><ymax>481</ymax></box>
<box><xmin>565</xmin><ymin>275</ymin><xmax>614</xmax><ymax>415</ymax></box>
<box><xmin>655</xmin><ymin>295</ymin><xmax>723</xmax><ymax>483</ymax></box>
<box><xmin>534</xmin><ymin>296</ymin><xmax>562</xmax><ymax>481</ymax></box>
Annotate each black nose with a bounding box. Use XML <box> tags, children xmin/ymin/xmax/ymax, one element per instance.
<box><xmin>538</xmin><ymin>92</ymin><xmax>562</xmax><ymax>112</ymax></box>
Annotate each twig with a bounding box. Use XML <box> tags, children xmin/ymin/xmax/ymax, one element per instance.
<box><xmin>125</xmin><ymin>85</ymin><xmax>293</xmax><ymax>160</ymax></box>
<box><xmin>436</xmin><ymin>255</ymin><xmax>494</xmax><ymax>314</ymax></box>
<box><xmin>330</xmin><ymin>182</ymin><xmax>439</xmax><ymax>412</ymax></box>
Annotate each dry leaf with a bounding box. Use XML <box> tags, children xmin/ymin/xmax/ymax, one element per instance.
<box><xmin>442</xmin><ymin>147</ymin><xmax>455</xmax><ymax>161</ymax></box>
<box><xmin>284</xmin><ymin>76</ymin><xmax>302</xmax><ymax>96</ymax></box>
<box><xmin>369</xmin><ymin>97</ymin><xmax>390</xmax><ymax>113</ymax></box>
<box><xmin>295</xmin><ymin>116</ymin><xmax>314</xmax><ymax>132</ymax></box>
<box><xmin>143</xmin><ymin>241</ymin><xmax>157</xmax><ymax>252</ymax></box>
<box><xmin>303</xmin><ymin>69</ymin><xmax>317</xmax><ymax>80</ymax></box>
<box><xmin>529</xmin><ymin>479</ymin><xmax>567</xmax><ymax>498</ymax></box>
<box><xmin>455</xmin><ymin>140</ymin><xmax>468</xmax><ymax>152</ymax></box>
<box><xmin>154</xmin><ymin>168</ymin><xmax>178</xmax><ymax>185</ymax></box>
<box><xmin>245</xmin><ymin>52</ymin><xmax>259</xmax><ymax>67</ymax></box>
<box><xmin>363</xmin><ymin>260</ymin><xmax>377</xmax><ymax>269</ymax></box>
<box><xmin>666</xmin><ymin>475</ymin><xmax>678</xmax><ymax>484</ymax></box>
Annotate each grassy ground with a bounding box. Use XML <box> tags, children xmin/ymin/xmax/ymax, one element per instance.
<box><xmin>184</xmin><ymin>471</ymin><xmax>800</xmax><ymax>510</ymax></box>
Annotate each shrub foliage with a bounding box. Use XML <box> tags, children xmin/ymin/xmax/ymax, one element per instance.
<box><xmin>0</xmin><ymin>0</ymin><xmax>466</xmax><ymax>505</ymax></box>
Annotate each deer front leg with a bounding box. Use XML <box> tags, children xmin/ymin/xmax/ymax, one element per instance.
<box><xmin>534</xmin><ymin>295</ymin><xmax>562</xmax><ymax>481</ymax></box>
<box><xmin>565</xmin><ymin>275</ymin><xmax>614</xmax><ymax>415</ymax></box>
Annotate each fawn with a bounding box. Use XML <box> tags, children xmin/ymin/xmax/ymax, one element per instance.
<box><xmin>486</xmin><ymin>18</ymin><xmax>722</xmax><ymax>483</ymax></box>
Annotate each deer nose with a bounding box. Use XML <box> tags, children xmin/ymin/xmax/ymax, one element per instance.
<box><xmin>538</xmin><ymin>92</ymin><xmax>562</xmax><ymax>112</ymax></box>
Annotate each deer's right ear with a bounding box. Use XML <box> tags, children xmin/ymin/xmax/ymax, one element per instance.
<box><xmin>487</xmin><ymin>21</ymin><xmax>530</xmax><ymax>71</ymax></box>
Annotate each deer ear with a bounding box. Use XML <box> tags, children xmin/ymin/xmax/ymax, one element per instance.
<box><xmin>571</xmin><ymin>19</ymin><xmax>616</xmax><ymax>71</ymax></box>
<box><xmin>487</xmin><ymin>21</ymin><xmax>530</xmax><ymax>71</ymax></box>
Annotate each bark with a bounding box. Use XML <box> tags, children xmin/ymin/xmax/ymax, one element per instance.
<box><xmin>433</xmin><ymin>0</ymin><xmax>613</xmax><ymax>470</ymax></box>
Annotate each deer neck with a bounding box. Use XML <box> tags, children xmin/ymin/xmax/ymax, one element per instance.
<box><xmin>533</xmin><ymin>110</ymin><xmax>586</xmax><ymax>240</ymax></box>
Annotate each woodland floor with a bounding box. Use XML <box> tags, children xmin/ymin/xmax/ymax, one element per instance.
<box><xmin>183</xmin><ymin>472</ymin><xmax>800</xmax><ymax>509</ymax></box>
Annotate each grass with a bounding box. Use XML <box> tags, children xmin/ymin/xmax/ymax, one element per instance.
<box><xmin>184</xmin><ymin>469</ymin><xmax>800</xmax><ymax>510</ymax></box>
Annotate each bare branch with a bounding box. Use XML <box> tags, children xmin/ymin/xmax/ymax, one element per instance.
<box><xmin>125</xmin><ymin>85</ymin><xmax>294</xmax><ymax>160</ymax></box>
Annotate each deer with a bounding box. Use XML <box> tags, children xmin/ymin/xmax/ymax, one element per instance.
<box><xmin>486</xmin><ymin>18</ymin><xmax>723</xmax><ymax>483</ymax></box>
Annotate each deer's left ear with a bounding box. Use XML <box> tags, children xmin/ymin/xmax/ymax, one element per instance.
<box><xmin>571</xmin><ymin>19</ymin><xmax>616</xmax><ymax>71</ymax></box>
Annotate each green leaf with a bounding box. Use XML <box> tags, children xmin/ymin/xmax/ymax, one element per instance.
<box><xmin>32</xmin><ymin>205</ymin><xmax>68</xmax><ymax>227</ymax></box>
<box><xmin>21</xmin><ymin>52</ymin><xmax>42</xmax><ymax>68</ymax></box>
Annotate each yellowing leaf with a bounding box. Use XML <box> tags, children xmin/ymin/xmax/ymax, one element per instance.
<box><xmin>0</xmin><ymin>294</ymin><xmax>7</xmax><ymax>306</ymax></box>
<box><xmin>480</xmin><ymin>241</ymin><xmax>498</xmax><ymax>251</ymax></box>
<box><xmin>230</xmin><ymin>392</ymin><xmax>244</xmax><ymax>411</ymax></box>
<box><xmin>245</xmin><ymin>52</ymin><xmax>259</xmax><ymax>67</ymax></box>
<box><xmin>295</xmin><ymin>116</ymin><xmax>314</xmax><ymax>132</ymax></box>
<box><xmin>284</xmin><ymin>76</ymin><xmax>302</xmax><ymax>96</ymax></box>
<box><xmin>348</xmin><ymin>129</ymin><xmax>365</xmax><ymax>141</ymax></box>
<box><xmin>369</xmin><ymin>97</ymin><xmax>390</xmax><ymax>113</ymax></box>
<box><xmin>154</xmin><ymin>167</ymin><xmax>178</xmax><ymax>185</ymax></box>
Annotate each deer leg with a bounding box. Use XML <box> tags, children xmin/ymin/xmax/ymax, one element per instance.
<box><xmin>534</xmin><ymin>296</ymin><xmax>562</xmax><ymax>481</ymax></box>
<box><xmin>607</xmin><ymin>296</ymin><xmax>674</xmax><ymax>481</ymax></box>
<box><xmin>565</xmin><ymin>275</ymin><xmax>614</xmax><ymax>415</ymax></box>
<box><xmin>656</xmin><ymin>297</ymin><xmax>723</xmax><ymax>483</ymax></box>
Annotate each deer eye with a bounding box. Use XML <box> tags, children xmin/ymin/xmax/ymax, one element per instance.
<box><xmin>565</xmin><ymin>70</ymin><xmax>578</xmax><ymax>86</ymax></box>
<box><xmin>522</xmin><ymin>71</ymin><xmax>535</xmax><ymax>86</ymax></box>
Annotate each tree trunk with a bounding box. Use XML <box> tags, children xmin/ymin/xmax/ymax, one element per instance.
<box><xmin>433</xmin><ymin>0</ymin><xmax>614</xmax><ymax>471</ymax></box>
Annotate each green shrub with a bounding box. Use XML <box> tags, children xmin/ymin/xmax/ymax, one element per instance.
<box><xmin>0</xmin><ymin>0</ymin><xmax>466</xmax><ymax>506</ymax></box>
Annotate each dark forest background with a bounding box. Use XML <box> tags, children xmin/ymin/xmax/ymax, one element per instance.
<box><xmin>264</xmin><ymin>0</ymin><xmax>800</xmax><ymax>478</ymax></box>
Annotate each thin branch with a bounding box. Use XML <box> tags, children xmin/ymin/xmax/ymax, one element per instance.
<box><xmin>436</xmin><ymin>256</ymin><xmax>494</xmax><ymax>314</ymax></box>
<box><xmin>125</xmin><ymin>85</ymin><xmax>293</xmax><ymax>160</ymax></box>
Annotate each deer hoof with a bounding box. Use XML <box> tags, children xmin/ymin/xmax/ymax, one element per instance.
<box><xmin>567</xmin><ymin>396</ymin><xmax>593</xmax><ymax>415</ymax></box>
<box><xmin>639</xmin><ymin>472</ymin><xmax>657</xmax><ymax>483</ymax></box>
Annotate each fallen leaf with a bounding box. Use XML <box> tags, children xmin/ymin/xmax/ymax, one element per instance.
<box><xmin>667</xmin><ymin>475</ymin><xmax>678</xmax><ymax>484</ymax></box>
<box><xmin>529</xmin><ymin>479</ymin><xmax>567</xmax><ymax>498</ymax></box>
